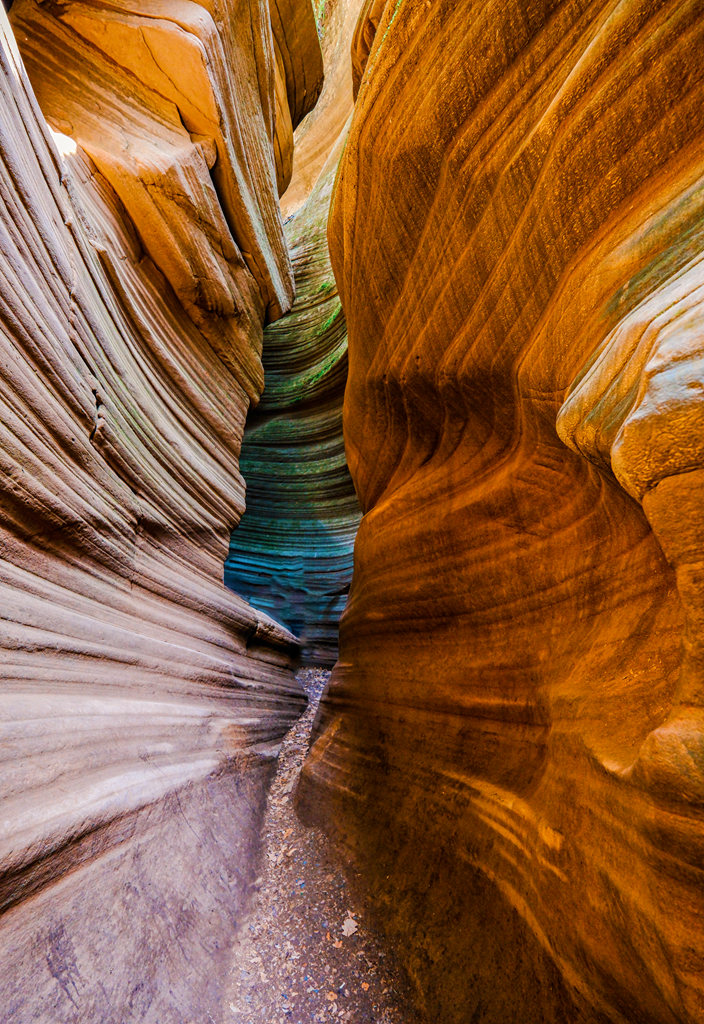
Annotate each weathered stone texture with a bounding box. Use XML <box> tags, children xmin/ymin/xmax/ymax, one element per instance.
<box><xmin>300</xmin><ymin>3</ymin><xmax>704</xmax><ymax>1022</ymax></box>
<box><xmin>0</xmin><ymin>4</ymin><xmax>321</xmax><ymax>1020</ymax></box>
<box><xmin>281</xmin><ymin>0</ymin><xmax>358</xmax><ymax>216</ymax></box>
<box><xmin>226</xmin><ymin>2</ymin><xmax>360</xmax><ymax>666</ymax></box>
<box><xmin>226</xmin><ymin>132</ymin><xmax>360</xmax><ymax>666</ymax></box>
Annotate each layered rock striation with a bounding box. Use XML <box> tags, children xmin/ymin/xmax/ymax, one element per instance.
<box><xmin>0</xmin><ymin>4</ymin><xmax>321</xmax><ymax>1021</ymax></box>
<box><xmin>226</xmin><ymin>2</ymin><xmax>360</xmax><ymax>666</ymax></box>
<box><xmin>301</xmin><ymin>3</ymin><xmax>704</xmax><ymax>1023</ymax></box>
<box><xmin>225</xmin><ymin>145</ymin><xmax>360</xmax><ymax>665</ymax></box>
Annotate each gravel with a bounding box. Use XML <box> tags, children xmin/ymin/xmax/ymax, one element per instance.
<box><xmin>225</xmin><ymin>668</ymin><xmax>425</xmax><ymax>1024</ymax></box>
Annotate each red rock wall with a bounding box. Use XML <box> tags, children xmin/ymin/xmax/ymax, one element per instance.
<box><xmin>300</xmin><ymin>3</ymin><xmax>704</xmax><ymax>1022</ymax></box>
<box><xmin>0</xmin><ymin>5</ymin><xmax>321</xmax><ymax>1020</ymax></box>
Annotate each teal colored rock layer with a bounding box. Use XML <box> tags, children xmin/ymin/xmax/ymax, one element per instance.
<box><xmin>225</xmin><ymin>147</ymin><xmax>360</xmax><ymax>665</ymax></box>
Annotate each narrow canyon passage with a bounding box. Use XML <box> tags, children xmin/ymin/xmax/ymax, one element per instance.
<box><xmin>225</xmin><ymin>669</ymin><xmax>426</xmax><ymax>1024</ymax></box>
<box><xmin>3</xmin><ymin>2</ymin><xmax>704</xmax><ymax>1023</ymax></box>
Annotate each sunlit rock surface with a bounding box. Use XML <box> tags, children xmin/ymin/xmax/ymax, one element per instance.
<box><xmin>271</xmin><ymin>0</ymin><xmax>324</xmax><ymax>196</ymax></box>
<box><xmin>281</xmin><ymin>0</ymin><xmax>359</xmax><ymax>217</ymax></box>
<box><xmin>226</xmin><ymin>0</ymin><xmax>360</xmax><ymax>666</ymax></box>
<box><xmin>10</xmin><ymin>0</ymin><xmax>324</xmax><ymax>324</ymax></box>
<box><xmin>0</xmin><ymin>5</ymin><xmax>321</xmax><ymax>1020</ymax></box>
<box><xmin>300</xmin><ymin>3</ymin><xmax>704</xmax><ymax>1022</ymax></box>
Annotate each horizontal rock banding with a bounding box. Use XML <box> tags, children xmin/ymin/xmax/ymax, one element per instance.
<box><xmin>226</xmin><ymin>132</ymin><xmax>360</xmax><ymax>665</ymax></box>
<box><xmin>227</xmin><ymin>1</ymin><xmax>360</xmax><ymax>667</ymax></box>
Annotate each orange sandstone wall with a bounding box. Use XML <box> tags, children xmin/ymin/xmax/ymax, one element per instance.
<box><xmin>281</xmin><ymin>0</ymin><xmax>359</xmax><ymax>216</ymax></box>
<box><xmin>300</xmin><ymin>3</ymin><xmax>704</xmax><ymax>1022</ymax></box>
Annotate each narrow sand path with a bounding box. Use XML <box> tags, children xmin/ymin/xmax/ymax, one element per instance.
<box><xmin>225</xmin><ymin>668</ymin><xmax>425</xmax><ymax>1024</ymax></box>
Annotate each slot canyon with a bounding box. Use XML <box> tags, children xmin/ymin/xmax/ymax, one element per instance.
<box><xmin>1</xmin><ymin>1</ymin><xmax>704</xmax><ymax>1022</ymax></box>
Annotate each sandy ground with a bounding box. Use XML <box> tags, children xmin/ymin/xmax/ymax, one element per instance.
<box><xmin>225</xmin><ymin>668</ymin><xmax>426</xmax><ymax>1024</ymax></box>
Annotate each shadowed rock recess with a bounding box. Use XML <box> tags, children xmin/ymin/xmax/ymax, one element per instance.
<box><xmin>4</xmin><ymin>0</ymin><xmax>704</xmax><ymax>1023</ymax></box>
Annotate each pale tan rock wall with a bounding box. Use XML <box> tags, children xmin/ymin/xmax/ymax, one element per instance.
<box><xmin>0</xmin><ymin>4</ymin><xmax>321</xmax><ymax>1019</ymax></box>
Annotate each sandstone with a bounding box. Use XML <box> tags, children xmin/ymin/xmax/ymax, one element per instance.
<box><xmin>10</xmin><ymin>0</ymin><xmax>312</xmax><ymax>324</ymax></box>
<box><xmin>300</xmin><ymin>2</ymin><xmax>704</xmax><ymax>1022</ymax></box>
<box><xmin>271</xmin><ymin>0</ymin><xmax>324</xmax><ymax>196</ymax></box>
<box><xmin>226</xmin><ymin>131</ymin><xmax>359</xmax><ymax>665</ymax></box>
<box><xmin>226</xmin><ymin>2</ymin><xmax>360</xmax><ymax>666</ymax></box>
<box><xmin>5</xmin><ymin>0</ymin><xmax>704</xmax><ymax>1019</ymax></box>
<box><xmin>281</xmin><ymin>0</ymin><xmax>358</xmax><ymax>217</ymax></box>
<box><xmin>350</xmin><ymin>0</ymin><xmax>384</xmax><ymax>99</ymax></box>
<box><xmin>0</xmin><ymin>4</ymin><xmax>321</xmax><ymax>1020</ymax></box>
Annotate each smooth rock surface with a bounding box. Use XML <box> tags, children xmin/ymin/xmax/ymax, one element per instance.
<box><xmin>227</xmin><ymin>0</ymin><xmax>360</xmax><ymax>666</ymax></box>
<box><xmin>300</xmin><ymin>3</ymin><xmax>704</xmax><ymax>1022</ymax></box>
<box><xmin>226</xmin><ymin>140</ymin><xmax>359</xmax><ymax>666</ymax></box>
<box><xmin>281</xmin><ymin>0</ymin><xmax>358</xmax><ymax>217</ymax></box>
<box><xmin>0</xmin><ymin>5</ymin><xmax>321</xmax><ymax>1020</ymax></box>
<box><xmin>225</xmin><ymin>148</ymin><xmax>360</xmax><ymax>663</ymax></box>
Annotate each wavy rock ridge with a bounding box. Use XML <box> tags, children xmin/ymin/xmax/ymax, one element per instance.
<box><xmin>5</xmin><ymin>0</ymin><xmax>704</xmax><ymax>1020</ymax></box>
<box><xmin>225</xmin><ymin>152</ymin><xmax>360</xmax><ymax>665</ymax></box>
<box><xmin>301</xmin><ymin>3</ymin><xmax>704</xmax><ymax>1023</ymax></box>
<box><xmin>0</xmin><ymin>4</ymin><xmax>322</xmax><ymax>1020</ymax></box>
<box><xmin>226</xmin><ymin>3</ymin><xmax>360</xmax><ymax>666</ymax></box>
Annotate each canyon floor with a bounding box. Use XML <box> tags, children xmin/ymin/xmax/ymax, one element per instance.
<box><xmin>225</xmin><ymin>668</ymin><xmax>426</xmax><ymax>1024</ymax></box>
